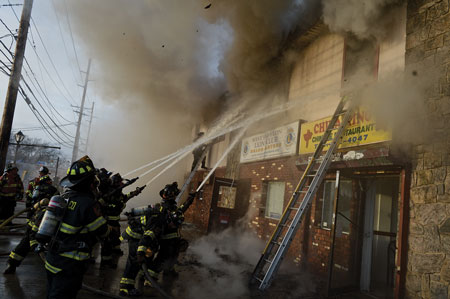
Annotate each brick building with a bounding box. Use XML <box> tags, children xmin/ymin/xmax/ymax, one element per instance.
<box><xmin>182</xmin><ymin>1</ymin><xmax>450</xmax><ymax>298</ymax></box>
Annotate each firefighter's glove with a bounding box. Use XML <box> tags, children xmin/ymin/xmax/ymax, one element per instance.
<box><xmin>137</xmin><ymin>254</ymin><xmax>145</xmax><ymax>264</ymax></box>
<box><xmin>34</xmin><ymin>243</ymin><xmax>45</xmax><ymax>253</ymax></box>
<box><xmin>145</xmin><ymin>248</ymin><xmax>153</xmax><ymax>258</ymax></box>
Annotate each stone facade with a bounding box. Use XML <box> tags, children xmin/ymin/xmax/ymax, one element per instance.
<box><xmin>406</xmin><ymin>0</ymin><xmax>450</xmax><ymax>298</ymax></box>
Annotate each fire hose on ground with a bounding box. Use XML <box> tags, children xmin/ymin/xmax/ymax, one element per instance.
<box><xmin>0</xmin><ymin>207</ymin><xmax>30</xmax><ymax>229</ymax></box>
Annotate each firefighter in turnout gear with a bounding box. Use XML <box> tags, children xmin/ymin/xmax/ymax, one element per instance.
<box><xmin>42</xmin><ymin>156</ymin><xmax>110</xmax><ymax>299</ymax></box>
<box><xmin>119</xmin><ymin>204</ymin><xmax>164</xmax><ymax>296</ymax></box>
<box><xmin>0</xmin><ymin>163</ymin><xmax>24</xmax><ymax>225</ymax></box>
<box><xmin>191</xmin><ymin>132</ymin><xmax>207</xmax><ymax>171</ymax></box>
<box><xmin>4</xmin><ymin>183</ymin><xmax>58</xmax><ymax>274</ymax></box>
<box><xmin>150</xmin><ymin>183</ymin><xmax>195</xmax><ymax>277</ymax></box>
<box><xmin>99</xmin><ymin>173</ymin><xmax>144</xmax><ymax>267</ymax></box>
<box><xmin>25</xmin><ymin>166</ymin><xmax>53</xmax><ymax>219</ymax></box>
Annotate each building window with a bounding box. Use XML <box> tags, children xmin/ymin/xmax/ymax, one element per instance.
<box><xmin>318</xmin><ymin>179</ymin><xmax>352</xmax><ymax>233</ymax></box>
<box><xmin>265</xmin><ymin>181</ymin><xmax>285</xmax><ymax>220</ymax></box>
<box><xmin>217</xmin><ymin>186</ymin><xmax>236</xmax><ymax>209</ymax></box>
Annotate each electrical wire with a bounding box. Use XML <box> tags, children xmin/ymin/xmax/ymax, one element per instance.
<box><xmin>0</xmin><ymin>43</ymin><xmax>75</xmax><ymax>136</ymax></box>
<box><xmin>50</xmin><ymin>0</ymin><xmax>82</xmax><ymax>87</ymax></box>
<box><xmin>62</xmin><ymin>0</ymin><xmax>82</xmax><ymax>80</ymax></box>
<box><xmin>30</xmin><ymin>16</ymin><xmax>78</xmax><ymax>104</ymax></box>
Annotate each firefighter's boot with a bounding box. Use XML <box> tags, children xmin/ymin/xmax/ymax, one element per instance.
<box><xmin>3</xmin><ymin>263</ymin><xmax>16</xmax><ymax>274</ymax></box>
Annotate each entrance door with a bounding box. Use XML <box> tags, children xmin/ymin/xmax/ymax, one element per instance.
<box><xmin>360</xmin><ymin>177</ymin><xmax>399</xmax><ymax>298</ymax></box>
<box><xmin>328</xmin><ymin>175</ymin><xmax>363</xmax><ymax>294</ymax></box>
<box><xmin>207</xmin><ymin>178</ymin><xmax>251</xmax><ymax>233</ymax></box>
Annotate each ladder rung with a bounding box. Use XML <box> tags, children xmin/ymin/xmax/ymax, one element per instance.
<box><xmin>289</xmin><ymin>207</ymin><xmax>298</xmax><ymax>210</ymax></box>
<box><xmin>306</xmin><ymin>174</ymin><xmax>316</xmax><ymax>177</ymax></box>
<box><xmin>264</xmin><ymin>258</ymin><xmax>273</xmax><ymax>264</ymax></box>
<box><xmin>271</xmin><ymin>240</ymin><xmax>281</xmax><ymax>246</ymax></box>
<box><xmin>253</xmin><ymin>276</ymin><xmax>263</xmax><ymax>283</ymax></box>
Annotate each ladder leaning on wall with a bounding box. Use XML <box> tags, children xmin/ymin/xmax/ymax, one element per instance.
<box><xmin>250</xmin><ymin>96</ymin><xmax>355</xmax><ymax>291</ymax></box>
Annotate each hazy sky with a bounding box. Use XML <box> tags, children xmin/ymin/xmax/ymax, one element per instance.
<box><xmin>0</xmin><ymin>0</ymin><xmax>109</xmax><ymax>160</ymax></box>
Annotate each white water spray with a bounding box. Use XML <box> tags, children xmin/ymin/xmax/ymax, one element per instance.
<box><xmin>196</xmin><ymin>126</ymin><xmax>248</xmax><ymax>192</ymax></box>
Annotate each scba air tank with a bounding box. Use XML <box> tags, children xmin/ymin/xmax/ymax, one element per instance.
<box><xmin>129</xmin><ymin>205</ymin><xmax>153</xmax><ymax>217</ymax></box>
<box><xmin>36</xmin><ymin>195</ymin><xmax>68</xmax><ymax>243</ymax></box>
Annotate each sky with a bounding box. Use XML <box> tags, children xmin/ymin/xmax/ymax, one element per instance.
<box><xmin>0</xmin><ymin>0</ymin><xmax>109</xmax><ymax>163</ymax></box>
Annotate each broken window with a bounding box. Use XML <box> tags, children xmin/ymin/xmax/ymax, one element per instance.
<box><xmin>217</xmin><ymin>185</ymin><xmax>236</xmax><ymax>209</ymax></box>
<box><xmin>265</xmin><ymin>181</ymin><xmax>285</xmax><ymax>220</ymax></box>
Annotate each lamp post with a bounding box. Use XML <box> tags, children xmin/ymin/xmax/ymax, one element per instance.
<box><xmin>13</xmin><ymin>130</ymin><xmax>24</xmax><ymax>164</ymax></box>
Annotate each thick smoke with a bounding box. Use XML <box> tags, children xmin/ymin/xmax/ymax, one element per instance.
<box><xmin>322</xmin><ymin>0</ymin><xmax>404</xmax><ymax>40</ymax></box>
<box><xmin>58</xmin><ymin>0</ymin><xmax>321</xmax><ymax>205</ymax></box>
<box><xmin>182</xmin><ymin>223</ymin><xmax>315</xmax><ymax>298</ymax></box>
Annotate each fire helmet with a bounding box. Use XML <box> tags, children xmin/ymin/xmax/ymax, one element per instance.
<box><xmin>60</xmin><ymin>156</ymin><xmax>96</xmax><ymax>188</ymax></box>
<box><xmin>39</xmin><ymin>166</ymin><xmax>49</xmax><ymax>175</ymax></box>
<box><xmin>159</xmin><ymin>182</ymin><xmax>180</xmax><ymax>199</ymax></box>
<box><xmin>110</xmin><ymin>173</ymin><xmax>123</xmax><ymax>186</ymax></box>
<box><xmin>5</xmin><ymin>163</ymin><xmax>18</xmax><ymax>172</ymax></box>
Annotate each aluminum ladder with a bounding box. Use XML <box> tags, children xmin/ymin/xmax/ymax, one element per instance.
<box><xmin>175</xmin><ymin>143</ymin><xmax>211</xmax><ymax>203</ymax></box>
<box><xmin>250</xmin><ymin>97</ymin><xmax>354</xmax><ymax>290</ymax></box>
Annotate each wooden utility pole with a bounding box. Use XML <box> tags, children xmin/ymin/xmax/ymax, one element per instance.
<box><xmin>84</xmin><ymin>101</ymin><xmax>94</xmax><ymax>153</ymax></box>
<box><xmin>0</xmin><ymin>0</ymin><xmax>34</xmax><ymax>171</ymax></box>
<box><xmin>71</xmin><ymin>58</ymin><xmax>91</xmax><ymax>163</ymax></box>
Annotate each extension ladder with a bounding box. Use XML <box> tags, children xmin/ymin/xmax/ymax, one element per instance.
<box><xmin>250</xmin><ymin>97</ymin><xmax>354</xmax><ymax>290</ymax></box>
<box><xmin>175</xmin><ymin>143</ymin><xmax>211</xmax><ymax>203</ymax></box>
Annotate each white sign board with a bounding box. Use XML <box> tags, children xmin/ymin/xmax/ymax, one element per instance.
<box><xmin>240</xmin><ymin>121</ymin><xmax>299</xmax><ymax>163</ymax></box>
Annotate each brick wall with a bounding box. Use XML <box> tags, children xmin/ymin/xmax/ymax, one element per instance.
<box><xmin>184</xmin><ymin>168</ymin><xmax>226</xmax><ymax>234</ymax></box>
<box><xmin>406</xmin><ymin>1</ymin><xmax>450</xmax><ymax>298</ymax></box>
<box><xmin>238</xmin><ymin>155</ymin><xmax>359</xmax><ymax>282</ymax></box>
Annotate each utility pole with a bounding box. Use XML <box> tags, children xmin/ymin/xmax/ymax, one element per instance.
<box><xmin>84</xmin><ymin>101</ymin><xmax>94</xmax><ymax>153</ymax></box>
<box><xmin>71</xmin><ymin>58</ymin><xmax>91</xmax><ymax>163</ymax></box>
<box><xmin>54</xmin><ymin>156</ymin><xmax>59</xmax><ymax>181</ymax></box>
<box><xmin>0</xmin><ymin>0</ymin><xmax>33</xmax><ymax>172</ymax></box>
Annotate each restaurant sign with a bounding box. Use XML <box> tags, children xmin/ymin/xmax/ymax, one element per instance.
<box><xmin>240</xmin><ymin>121</ymin><xmax>299</xmax><ymax>163</ymax></box>
<box><xmin>299</xmin><ymin>107</ymin><xmax>391</xmax><ymax>154</ymax></box>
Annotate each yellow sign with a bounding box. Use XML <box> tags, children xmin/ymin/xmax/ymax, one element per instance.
<box><xmin>299</xmin><ymin>107</ymin><xmax>391</xmax><ymax>154</ymax></box>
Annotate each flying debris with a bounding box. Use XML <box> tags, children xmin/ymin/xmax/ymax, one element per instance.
<box><xmin>204</xmin><ymin>3</ymin><xmax>211</xmax><ymax>9</ymax></box>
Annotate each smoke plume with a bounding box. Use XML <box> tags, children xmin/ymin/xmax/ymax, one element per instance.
<box><xmin>322</xmin><ymin>0</ymin><xmax>404</xmax><ymax>40</ymax></box>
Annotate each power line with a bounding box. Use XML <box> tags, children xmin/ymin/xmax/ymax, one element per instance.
<box><xmin>0</xmin><ymin>57</ymin><xmax>75</xmax><ymax>143</ymax></box>
<box><xmin>14</xmin><ymin>122</ymin><xmax>75</xmax><ymax>132</ymax></box>
<box><xmin>62</xmin><ymin>0</ymin><xmax>82</xmax><ymax>79</ymax></box>
<box><xmin>0</xmin><ymin>17</ymin><xmax>77</xmax><ymax>107</ymax></box>
<box><xmin>18</xmin><ymin>87</ymin><xmax>73</xmax><ymax>148</ymax></box>
<box><xmin>50</xmin><ymin>0</ymin><xmax>82</xmax><ymax>89</ymax></box>
<box><xmin>30</xmin><ymin>16</ymin><xmax>78</xmax><ymax>104</ymax></box>
<box><xmin>0</xmin><ymin>39</ymin><xmax>75</xmax><ymax>126</ymax></box>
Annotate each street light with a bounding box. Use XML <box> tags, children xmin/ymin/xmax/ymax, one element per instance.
<box><xmin>13</xmin><ymin>131</ymin><xmax>25</xmax><ymax>164</ymax></box>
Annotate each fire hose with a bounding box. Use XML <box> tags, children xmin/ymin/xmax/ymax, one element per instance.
<box><xmin>141</xmin><ymin>264</ymin><xmax>173</xmax><ymax>299</ymax></box>
<box><xmin>0</xmin><ymin>207</ymin><xmax>30</xmax><ymax>229</ymax></box>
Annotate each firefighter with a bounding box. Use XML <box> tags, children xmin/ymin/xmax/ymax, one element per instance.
<box><xmin>42</xmin><ymin>156</ymin><xmax>109</xmax><ymax>299</ymax></box>
<box><xmin>25</xmin><ymin>166</ymin><xmax>53</xmax><ymax>219</ymax></box>
<box><xmin>99</xmin><ymin>173</ymin><xmax>144</xmax><ymax>267</ymax></box>
<box><xmin>119</xmin><ymin>203</ymin><xmax>162</xmax><ymax>296</ymax></box>
<box><xmin>0</xmin><ymin>163</ymin><xmax>24</xmax><ymax>225</ymax></box>
<box><xmin>150</xmin><ymin>183</ymin><xmax>196</xmax><ymax>277</ymax></box>
<box><xmin>3</xmin><ymin>183</ymin><xmax>58</xmax><ymax>274</ymax></box>
<box><xmin>191</xmin><ymin>132</ymin><xmax>208</xmax><ymax>171</ymax></box>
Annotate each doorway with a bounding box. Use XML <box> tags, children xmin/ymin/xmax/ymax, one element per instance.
<box><xmin>207</xmin><ymin>178</ymin><xmax>251</xmax><ymax>233</ymax></box>
<box><xmin>360</xmin><ymin>177</ymin><xmax>399</xmax><ymax>298</ymax></box>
